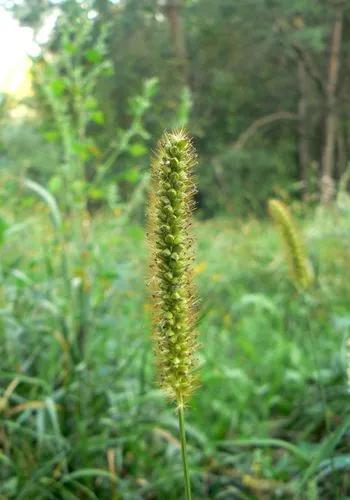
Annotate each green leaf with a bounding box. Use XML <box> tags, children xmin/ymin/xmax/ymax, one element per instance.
<box><xmin>43</xmin><ymin>130</ymin><xmax>59</xmax><ymax>142</ymax></box>
<box><xmin>85</xmin><ymin>96</ymin><xmax>98</xmax><ymax>110</ymax></box>
<box><xmin>12</xmin><ymin>269</ymin><xmax>32</xmax><ymax>286</ymax></box>
<box><xmin>88</xmin><ymin>187</ymin><xmax>104</xmax><ymax>200</ymax></box>
<box><xmin>50</xmin><ymin>79</ymin><xmax>66</xmax><ymax>97</ymax></box>
<box><xmin>90</xmin><ymin>111</ymin><xmax>104</xmax><ymax>125</ymax></box>
<box><xmin>317</xmin><ymin>455</ymin><xmax>350</xmax><ymax>481</ymax></box>
<box><xmin>0</xmin><ymin>477</ymin><xmax>18</xmax><ymax>494</ymax></box>
<box><xmin>299</xmin><ymin>415</ymin><xmax>350</xmax><ymax>489</ymax></box>
<box><xmin>85</xmin><ymin>49</ymin><xmax>103</xmax><ymax>64</ymax></box>
<box><xmin>63</xmin><ymin>42</ymin><xmax>77</xmax><ymax>54</ymax></box>
<box><xmin>0</xmin><ymin>215</ymin><xmax>8</xmax><ymax>246</ymax></box>
<box><xmin>24</xmin><ymin>179</ymin><xmax>62</xmax><ymax>229</ymax></box>
<box><xmin>61</xmin><ymin>468</ymin><xmax>116</xmax><ymax>483</ymax></box>
<box><xmin>0</xmin><ymin>452</ymin><xmax>12</xmax><ymax>466</ymax></box>
<box><xmin>129</xmin><ymin>142</ymin><xmax>147</xmax><ymax>157</ymax></box>
<box><xmin>48</xmin><ymin>176</ymin><xmax>62</xmax><ymax>193</ymax></box>
<box><xmin>45</xmin><ymin>397</ymin><xmax>61</xmax><ymax>437</ymax></box>
<box><xmin>236</xmin><ymin>293</ymin><xmax>278</xmax><ymax>316</ymax></box>
<box><xmin>219</xmin><ymin>438</ymin><xmax>309</xmax><ymax>464</ymax></box>
<box><xmin>123</xmin><ymin>168</ymin><xmax>140</xmax><ymax>183</ymax></box>
<box><xmin>144</xmin><ymin>77</ymin><xmax>159</xmax><ymax>98</ymax></box>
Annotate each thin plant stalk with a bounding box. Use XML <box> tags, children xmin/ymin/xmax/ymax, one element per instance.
<box><xmin>148</xmin><ymin>129</ymin><xmax>199</xmax><ymax>498</ymax></box>
<box><xmin>178</xmin><ymin>399</ymin><xmax>191</xmax><ymax>500</ymax></box>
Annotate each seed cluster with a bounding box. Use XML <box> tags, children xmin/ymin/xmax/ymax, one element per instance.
<box><xmin>148</xmin><ymin>129</ymin><xmax>198</xmax><ymax>403</ymax></box>
<box><xmin>268</xmin><ymin>199</ymin><xmax>314</xmax><ymax>289</ymax></box>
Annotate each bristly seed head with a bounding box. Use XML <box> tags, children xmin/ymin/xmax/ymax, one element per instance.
<box><xmin>148</xmin><ymin>129</ymin><xmax>198</xmax><ymax>404</ymax></box>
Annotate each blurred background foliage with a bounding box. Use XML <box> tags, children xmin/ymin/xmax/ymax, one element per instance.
<box><xmin>2</xmin><ymin>0</ymin><xmax>350</xmax><ymax>214</ymax></box>
<box><xmin>1</xmin><ymin>0</ymin><xmax>350</xmax><ymax>498</ymax></box>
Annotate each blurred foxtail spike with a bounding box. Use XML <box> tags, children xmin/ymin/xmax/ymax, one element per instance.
<box><xmin>268</xmin><ymin>199</ymin><xmax>314</xmax><ymax>289</ymax></box>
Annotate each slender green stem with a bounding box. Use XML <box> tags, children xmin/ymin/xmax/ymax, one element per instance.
<box><xmin>178</xmin><ymin>400</ymin><xmax>192</xmax><ymax>500</ymax></box>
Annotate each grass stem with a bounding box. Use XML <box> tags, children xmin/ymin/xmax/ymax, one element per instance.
<box><xmin>178</xmin><ymin>399</ymin><xmax>192</xmax><ymax>500</ymax></box>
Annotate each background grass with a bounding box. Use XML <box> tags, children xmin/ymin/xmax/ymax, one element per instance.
<box><xmin>1</xmin><ymin>195</ymin><xmax>350</xmax><ymax>499</ymax></box>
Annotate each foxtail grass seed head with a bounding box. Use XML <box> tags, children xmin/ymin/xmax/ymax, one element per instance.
<box><xmin>268</xmin><ymin>199</ymin><xmax>314</xmax><ymax>289</ymax></box>
<box><xmin>148</xmin><ymin>129</ymin><xmax>198</xmax><ymax>404</ymax></box>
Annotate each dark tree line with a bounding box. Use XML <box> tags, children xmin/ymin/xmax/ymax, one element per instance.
<box><xmin>6</xmin><ymin>0</ymin><xmax>350</xmax><ymax>214</ymax></box>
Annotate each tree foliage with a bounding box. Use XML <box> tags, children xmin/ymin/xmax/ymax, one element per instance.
<box><xmin>4</xmin><ymin>0</ymin><xmax>350</xmax><ymax>213</ymax></box>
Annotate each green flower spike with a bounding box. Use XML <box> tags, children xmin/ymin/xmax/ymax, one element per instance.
<box><xmin>148</xmin><ymin>129</ymin><xmax>198</xmax><ymax>405</ymax></box>
<box><xmin>148</xmin><ymin>129</ymin><xmax>199</xmax><ymax>500</ymax></box>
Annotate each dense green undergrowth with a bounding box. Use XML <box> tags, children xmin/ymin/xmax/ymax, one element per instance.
<box><xmin>0</xmin><ymin>201</ymin><xmax>350</xmax><ymax>499</ymax></box>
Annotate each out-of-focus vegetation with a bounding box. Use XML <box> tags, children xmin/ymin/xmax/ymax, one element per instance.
<box><xmin>1</xmin><ymin>0</ymin><xmax>350</xmax><ymax>498</ymax></box>
<box><xmin>3</xmin><ymin>0</ymin><xmax>350</xmax><ymax>213</ymax></box>
<box><xmin>1</xmin><ymin>198</ymin><xmax>350</xmax><ymax>498</ymax></box>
